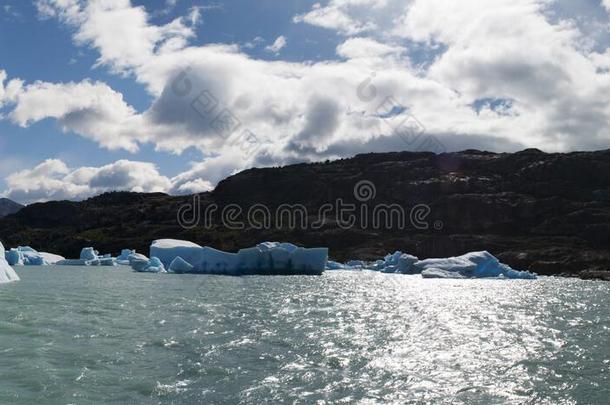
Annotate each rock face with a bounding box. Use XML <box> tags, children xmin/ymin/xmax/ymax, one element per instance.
<box><xmin>579</xmin><ymin>270</ymin><xmax>610</xmax><ymax>281</ymax></box>
<box><xmin>0</xmin><ymin>198</ymin><xmax>23</xmax><ymax>218</ymax></box>
<box><xmin>0</xmin><ymin>149</ymin><xmax>609</xmax><ymax>276</ymax></box>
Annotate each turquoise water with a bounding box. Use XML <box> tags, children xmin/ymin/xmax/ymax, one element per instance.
<box><xmin>0</xmin><ymin>266</ymin><xmax>609</xmax><ymax>404</ymax></box>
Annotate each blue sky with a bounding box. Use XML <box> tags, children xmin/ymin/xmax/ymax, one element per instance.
<box><xmin>1</xmin><ymin>0</ymin><xmax>610</xmax><ymax>204</ymax></box>
<box><xmin>0</xmin><ymin>0</ymin><xmax>342</xmax><ymax>197</ymax></box>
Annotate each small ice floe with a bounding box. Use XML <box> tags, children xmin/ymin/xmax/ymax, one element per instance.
<box><xmin>115</xmin><ymin>249</ymin><xmax>136</xmax><ymax>265</ymax></box>
<box><xmin>416</xmin><ymin>251</ymin><xmax>537</xmax><ymax>279</ymax></box>
<box><xmin>5</xmin><ymin>246</ymin><xmax>65</xmax><ymax>266</ymax></box>
<box><xmin>56</xmin><ymin>247</ymin><xmax>120</xmax><ymax>267</ymax></box>
<box><xmin>326</xmin><ymin>250</ymin><xmax>536</xmax><ymax>279</ymax></box>
<box><xmin>0</xmin><ymin>242</ymin><xmax>20</xmax><ymax>283</ymax></box>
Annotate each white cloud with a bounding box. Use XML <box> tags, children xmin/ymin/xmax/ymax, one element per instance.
<box><xmin>265</xmin><ymin>35</ymin><xmax>287</xmax><ymax>54</ymax></box>
<box><xmin>7</xmin><ymin>78</ymin><xmax>143</xmax><ymax>152</ymax></box>
<box><xmin>293</xmin><ymin>1</ymin><xmax>384</xmax><ymax>35</ymax></box>
<box><xmin>336</xmin><ymin>37</ymin><xmax>405</xmax><ymax>59</ymax></box>
<box><xmin>5</xmin><ymin>0</ymin><xmax>610</xmax><ymax>202</ymax></box>
<box><xmin>4</xmin><ymin>159</ymin><xmax>172</xmax><ymax>204</ymax></box>
<box><xmin>36</xmin><ymin>0</ymin><xmax>197</xmax><ymax>74</ymax></box>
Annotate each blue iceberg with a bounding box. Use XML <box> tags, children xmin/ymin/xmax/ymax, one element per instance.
<box><xmin>116</xmin><ymin>249</ymin><xmax>136</xmax><ymax>265</ymax></box>
<box><xmin>325</xmin><ymin>250</ymin><xmax>536</xmax><ymax>279</ymax></box>
<box><xmin>127</xmin><ymin>253</ymin><xmax>151</xmax><ymax>272</ymax></box>
<box><xmin>372</xmin><ymin>251</ymin><xmax>419</xmax><ymax>274</ymax></box>
<box><xmin>416</xmin><ymin>251</ymin><xmax>537</xmax><ymax>279</ymax></box>
<box><xmin>0</xmin><ymin>242</ymin><xmax>20</xmax><ymax>283</ymax></box>
<box><xmin>148</xmin><ymin>239</ymin><xmax>328</xmax><ymax>275</ymax></box>
<box><xmin>5</xmin><ymin>246</ymin><xmax>65</xmax><ymax>266</ymax></box>
<box><xmin>56</xmin><ymin>247</ymin><xmax>118</xmax><ymax>266</ymax></box>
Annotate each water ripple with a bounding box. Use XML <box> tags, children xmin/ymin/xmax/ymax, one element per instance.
<box><xmin>0</xmin><ymin>267</ymin><xmax>608</xmax><ymax>404</ymax></box>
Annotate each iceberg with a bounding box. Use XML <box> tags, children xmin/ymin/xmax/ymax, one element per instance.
<box><xmin>128</xmin><ymin>253</ymin><xmax>150</xmax><ymax>272</ymax></box>
<box><xmin>326</xmin><ymin>260</ymin><xmax>348</xmax><ymax>270</ymax></box>
<box><xmin>128</xmin><ymin>254</ymin><xmax>166</xmax><ymax>273</ymax></box>
<box><xmin>372</xmin><ymin>251</ymin><xmax>419</xmax><ymax>274</ymax></box>
<box><xmin>414</xmin><ymin>251</ymin><xmax>537</xmax><ymax>279</ymax></box>
<box><xmin>148</xmin><ymin>239</ymin><xmax>328</xmax><ymax>275</ymax></box>
<box><xmin>56</xmin><ymin>247</ymin><xmax>117</xmax><ymax>267</ymax></box>
<box><xmin>116</xmin><ymin>249</ymin><xmax>136</xmax><ymax>265</ymax></box>
<box><xmin>346</xmin><ymin>260</ymin><xmax>366</xmax><ymax>268</ymax></box>
<box><xmin>5</xmin><ymin>246</ymin><xmax>65</xmax><ymax>266</ymax></box>
<box><xmin>38</xmin><ymin>252</ymin><xmax>65</xmax><ymax>265</ymax></box>
<box><xmin>141</xmin><ymin>257</ymin><xmax>166</xmax><ymax>273</ymax></box>
<box><xmin>328</xmin><ymin>250</ymin><xmax>536</xmax><ymax>279</ymax></box>
<box><xmin>80</xmin><ymin>247</ymin><xmax>99</xmax><ymax>261</ymax></box>
<box><xmin>5</xmin><ymin>248</ymin><xmax>23</xmax><ymax>265</ymax></box>
<box><xmin>0</xmin><ymin>242</ymin><xmax>20</xmax><ymax>283</ymax></box>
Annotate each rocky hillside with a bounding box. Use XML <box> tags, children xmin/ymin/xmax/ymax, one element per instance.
<box><xmin>1</xmin><ymin>149</ymin><xmax>609</xmax><ymax>276</ymax></box>
<box><xmin>0</xmin><ymin>198</ymin><xmax>23</xmax><ymax>218</ymax></box>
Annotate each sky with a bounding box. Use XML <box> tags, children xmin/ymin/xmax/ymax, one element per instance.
<box><xmin>1</xmin><ymin>0</ymin><xmax>610</xmax><ymax>205</ymax></box>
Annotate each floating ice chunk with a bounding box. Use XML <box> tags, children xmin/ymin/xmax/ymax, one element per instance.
<box><xmin>80</xmin><ymin>247</ymin><xmax>99</xmax><ymax>261</ymax></box>
<box><xmin>128</xmin><ymin>252</ymin><xmax>148</xmax><ymax>262</ymax></box>
<box><xmin>129</xmin><ymin>254</ymin><xmax>150</xmax><ymax>272</ymax></box>
<box><xmin>373</xmin><ymin>251</ymin><xmax>419</xmax><ymax>273</ymax></box>
<box><xmin>346</xmin><ymin>260</ymin><xmax>366</xmax><ymax>268</ymax></box>
<box><xmin>142</xmin><ymin>257</ymin><xmax>166</xmax><ymax>273</ymax></box>
<box><xmin>149</xmin><ymin>239</ymin><xmax>328</xmax><ymax>275</ymax></box>
<box><xmin>326</xmin><ymin>260</ymin><xmax>347</xmax><ymax>270</ymax></box>
<box><xmin>55</xmin><ymin>247</ymin><xmax>115</xmax><ymax>266</ymax></box>
<box><xmin>116</xmin><ymin>249</ymin><xmax>136</xmax><ymax>265</ymax></box>
<box><xmin>415</xmin><ymin>251</ymin><xmax>537</xmax><ymax>279</ymax></box>
<box><xmin>6</xmin><ymin>248</ymin><xmax>23</xmax><ymax>265</ymax></box>
<box><xmin>38</xmin><ymin>252</ymin><xmax>65</xmax><ymax>265</ymax></box>
<box><xmin>56</xmin><ymin>259</ymin><xmax>87</xmax><ymax>266</ymax></box>
<box><xmin>128</xmin><ymin>253</ymin><xmax>167</xmax><ymax>273</ymax></box>
<box><xmin>5</xmin><ymin>246</ymin><xmax>64</xmax><ymax>266</ymax></box>
<box><xmin>168</xmin><ymin>257</ymin><xmax>194</xmax><ymax>273</ymax></box>
<box><xmin>0</xmin><ymin>242</ymin><xmax>19</xmax><ymax>283</ymax></box>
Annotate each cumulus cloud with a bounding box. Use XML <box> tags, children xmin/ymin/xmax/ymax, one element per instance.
<box><xmin>336</xmin><ymin>37</ymin><xmax>405</xmax><ymax>59</ymax></box>
<box><xmin>3</xmin><ymin>0</ymin><xmax>610</xmax><ymax>202</ymax></box>
<box><xmin>265</xmin><ymin>35</ymin><xmax>287</xmax><ymax>54</ymax></box>
<box><xmin>8</xmin><ymin>79</ymin><xmax>142</xmax><ymax>151</ymax></box>
<box><xmin>3</xmin><ymin>159</ymin><xmax>172</xmax><ymax>204</ymax></box>
<box><xmin>293</xmin><ymin>1</ymin><xmax>385</xmax><ymax>35</ymax></box>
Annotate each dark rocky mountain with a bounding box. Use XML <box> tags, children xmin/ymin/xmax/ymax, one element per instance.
<box><xmin>1</xmin><ymin>149</ymin><xmax>610</xmax><ymax>277</ymax></box>
<box><xmin>0</xmin><ymin>198</ymin><xmax>23</xmax><ymax>218</ymax></box>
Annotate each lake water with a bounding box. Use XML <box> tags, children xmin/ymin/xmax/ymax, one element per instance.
<box><xmin>0</xmin><ymin>266</ymin><xmax>608</xmax><ymax>404</ymax></box>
